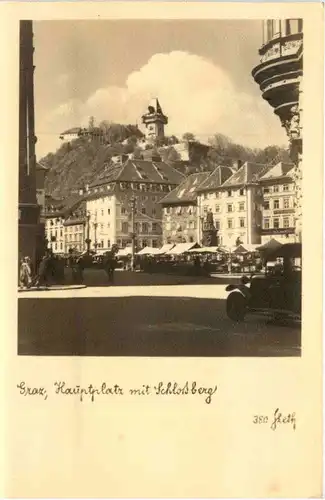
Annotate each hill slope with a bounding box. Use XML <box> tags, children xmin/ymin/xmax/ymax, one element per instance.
<box><xmin>42</xmin><ymin>124</ymin><xmax>143</xmax><ymax>198</ymax></box>
<box><xmin>41</xmin><ymin>126</ymin><xmax>290</xmax><ymax>199</ymax></box>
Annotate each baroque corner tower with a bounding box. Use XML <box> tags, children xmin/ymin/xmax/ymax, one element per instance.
<box><xmin>252</xmin><ymin>19</ymin><xmax>303</xmax><ymax>241</ymax></box>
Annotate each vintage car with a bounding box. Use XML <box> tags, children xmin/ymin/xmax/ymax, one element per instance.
<box><xmin>225</xmin><ymin>243</ymin><xmax>301</xmax><ymax>323</ymax></box>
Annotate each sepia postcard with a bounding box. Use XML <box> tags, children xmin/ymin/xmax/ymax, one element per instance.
<box><xmin>0</xmin><ymin>1</ymin><xmax>323</xmax><ymax>498</ymax></box>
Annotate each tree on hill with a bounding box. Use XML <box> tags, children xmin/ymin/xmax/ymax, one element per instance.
<box><xmin>41</xmin><ymin>122</ymin><xmax>146</xmax><ymax>198</ymax></box>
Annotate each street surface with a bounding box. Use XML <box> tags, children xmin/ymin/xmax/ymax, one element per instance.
<box><xmin>18</xmin><ymin>280</ymin><xmax>301</xmax><ymax>357</ymax></box>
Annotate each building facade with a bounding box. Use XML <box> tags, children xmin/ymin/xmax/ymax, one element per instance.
<box><xmin>160</xmin><ymin>172</ymin><xmax>210</xmax><ymax>244</ymax></box>
<box><xmin>197</xmin><ymin>163</ymin><xmax>270</xmax><ymax>247</ymax></box>
<box><xmin>19</xmin><ymin>21</ymin><xmax>45</xmax><ymax>266</ymax></box>
<box><xmin>63</xmin><ymin>201</ymin><xmax>87</xmax><ymax>253</ymax></box>
<box><xmin>252</xmin><ymin>18</ymin><xmax>303</xmax><ymax>241</ymax></box>
<box><xmin>59</xmin><ymin>127</ymin><xmax>82</xmax><ymax>143</ymax></box>
<box><xmin>259</xmin><ymin>162</ymin><xmax>296</xmax><ymax>243</ymax></box>
<box><xmin>196</xmin><ymin>164</ymin><xmax>261</xmax><ymax>248</ymax></box>
<box><xmin>85</xmin><ymin>158</ymin><xmax>184</xmax><ymax>251</ymax></box>
<box><xmin>44</xmin><ymin>195</ymin><xmax>85</xmax><ymax>254</ymax></box>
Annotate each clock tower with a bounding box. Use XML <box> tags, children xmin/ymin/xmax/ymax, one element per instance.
<box><xmin>141</xmin><ymin>98</ymin><xmax>168</xmax><ymax>144</ymax></box>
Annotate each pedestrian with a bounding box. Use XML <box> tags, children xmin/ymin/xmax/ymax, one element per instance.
<box><xmin>33</xmin><ymin>250</ymin><xmax>52</xmax><ymax>288</ymax></box>
<box><xmin>75</xmin><ymin>254</ymin><xmax>84</xmax><ymax>284</ymax></box>
<box><xmin>104</xmin><ymin>245</ymin><xmax>118</xmax><ymax>285</ymax></box>
<box><xmin>19</xmin><ymin>256</ymin><xmax>32</xmax><ymax>288</ymax></box>
<box><xmin>68</xmin><ymin>248</ymin><xmax>79</xmax><ymax>284</ymax></box>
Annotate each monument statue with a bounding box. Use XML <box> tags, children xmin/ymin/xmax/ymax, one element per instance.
<box><xmin>202</xmin><ymin>210</ymin><xmax>218</xmax><ymax>246</ymax></box>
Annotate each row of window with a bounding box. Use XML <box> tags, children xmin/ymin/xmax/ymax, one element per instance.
<box><xmin>164</xmin><ymin>206</ymin><xmax>197</xmax><ymax>215</ymax></box>
<box><xmin>47</xmin><ymin>225</ymin><xmax>84</xmax><ymax>237</ymax></box>
<box><xmin>48</xmin><ymin>230</ymin><xmax>63</xmax><ymax>239</ymax></box>
<box><xmin>137</xmin><ymin>239</ymin><xmax>159</xmax><ymax>249</ymax></box>
<box><xmin>51</xmin><ymin>242</ymin><xmax>64</xmax><ymax>252</ymax></box>
<box><xmin>263</xmin><ymin>217</ymin><xmax>294</xmax><ymax>229</ymax></box>
<box><xmin>65</xmin><ymin>224</ymin><xmax>84</xmax><ymax>232</ymax></box>
<box><xmin>264</xmin><ymin>198</ymin><xmax>292</xmax><ymax>210</ymax></box>
<box><xmin>66</xmin><ymin>233</ymin><xmax>84</xmax><ymax>242</ymax></box>
<box><xmin>90</xmin><ymin>193</ymin><xmax>161</xmax><ymax>207</ymax></box>
<box><xmin>91</xmin><ymin>207</ymin><xmax>158</xmax><ymax>218</ymax></box>
<box><xmin>50</xmin><ymin>242</ymin><xmax>84</xmax><ymax>252</ymax></box>
<box><xmin>121</xmin><ymin>207</ymin><xmax>157</xmax><ymax>217</ymax></box>
<box><xmin>222</xmin><ymin>218</ymin><xmax>246</xmax><ymax>230</ymax></box>
<box><xmin>166</xmin><ymin>218</ymin><xmax>247</xmax><ymax>231</ymax></box>
<box><xmin>90</xmin><ymin>182</ymin><xmax>173</xmax><ymax>195</ymax></box>
<box><xmin>263</xmin><ymin>184</ymin><xmax>292</xmax><ymax>194</ymax></box>
<box><xmin>203</xmin><ymin>202</ymin><xmax>246</xmax><ymax>214</ymax></box>
<box><xmin>119</xmin><ymin>222</ymin><xmax>159</xmax><ymax>234</ymax></box>
<box><xmin>201</xmin><ymin>188</ymin><xmax>245</xmax><ymax>200</ymax></box>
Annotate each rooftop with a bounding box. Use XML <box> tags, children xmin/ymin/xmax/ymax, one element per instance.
<box><xmin>222</xmin><ymin>162</ymin><xmax>268</xmax><ymax>187</ymax></box>
<box><xmin>44</xmin><ymin>193</ymin><xmax>85</xmax><ymax>217</ymax></box>
<box><xmin>259</xmin><ymin>162</ymin><xmax>295</xmax><ymax>181</ymax></box>
<box><xmin>196</xmin><ymin>166</ymin><xmax>234</xmax><ymax>192</ymax></box>
<box><xmin>89</xmin><ymin>159</ymin><xmax>185</xmax><ymax>188</ymax></box>
<box><xmin>159</xmin><ymin>172</ymin><xmax>210</xmax><ymax>205</ymax></box>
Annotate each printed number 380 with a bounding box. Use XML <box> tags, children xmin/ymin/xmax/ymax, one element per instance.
<box><xmin>253</xmin><ymin>415</ymin><xmax>268</xmax><ymax>424</ymax></box>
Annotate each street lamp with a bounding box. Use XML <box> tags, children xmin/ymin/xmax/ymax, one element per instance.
<box><xmin>200</xmin><ymin>216</ymin><xmax>204</xmax><ymax>244</ymax></box>
<box><xmin>130</xmin><ymin>195</ymin><xmax>136</xmax><ymax>271</ymax></box>
<box><xmin>93</xmin><ymin>221</ymin><xmax>98</xmax><ymax>250</ymax></box>
<box><xmin>85</xmin><ymin>210</ymin><xmax>91</xmax><ymax>253</ymax></box>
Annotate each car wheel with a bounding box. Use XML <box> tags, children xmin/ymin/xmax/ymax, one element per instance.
<box><xmin>226</xmin><ymin>292</ymin><xmax>247</xmax><ymax>322</ymax></box>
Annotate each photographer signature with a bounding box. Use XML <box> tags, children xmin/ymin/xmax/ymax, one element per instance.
<box><xmin>253</xmin><ymin>408</ymin><xmax>296</xmax><ymax>431</ymax></box>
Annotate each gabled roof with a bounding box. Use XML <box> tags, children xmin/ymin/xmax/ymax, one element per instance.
<box><xmin>159</xmin><ymin>172</ymin><xmax>210</xmax><ymax>205</ymax></box>
<box><xmin>222</xmin><ymin>162</ymin><xmax>268</xmax><ymax>187</ymax></box>
<box><xmin>44</xmin><ymin>194</ymin><xmax>85</xmax><ymax>217</ymax></box>
<box><xmin>259</xmin><ymin>162</ymin><xmax>295</xmax><ymax>181</ymax></box>
<box><xmin>196</xmin><ymin>165</ymin><xmax>234</xmax><ymax>192</ymax></box>
<box><xmin>90</xmin><ymin>159</ymin><xmax>185</xmax><ymax>188</ymax></box>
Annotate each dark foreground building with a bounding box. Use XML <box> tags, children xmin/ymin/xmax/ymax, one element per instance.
<box><xmin>19</xmin><ymin>21</ymin><xmax>45</xmax><ymax>267</ymax></box>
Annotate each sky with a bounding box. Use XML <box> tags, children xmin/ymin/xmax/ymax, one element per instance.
<box><xmin>33</xmin><ymin>20</ymin><xmax>288</xmax><ymax>158</ymax></box>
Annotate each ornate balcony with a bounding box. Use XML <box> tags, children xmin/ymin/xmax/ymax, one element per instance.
<box><xmin>252</xmin><ymin>20</ymin><xmax>303</xmax><ymax>128</ymax></box>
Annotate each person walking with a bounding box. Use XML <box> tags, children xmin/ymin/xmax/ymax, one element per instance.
<box><xmin>33</xmin><ymin>250</ymin><xmax>52</xmax><ymax>288</ymax></box>
<box><xmin>68</xmin><ymin>248</ymin><xmax>79</xmax><ymax>284</ymax></box>
<box><xmin>75</xmin><ymin>254</ymin><xmax>84</xmax><ymax>284</ymax></box>
<box><xmin>19</xmin><ymin>256</ymin><xmax>32</xmax><ymax>288</ymax></box>
<box><xmin>104</xmin><ymin>245</ymin><xmax>118</xmax><ymax>285</ymax></box>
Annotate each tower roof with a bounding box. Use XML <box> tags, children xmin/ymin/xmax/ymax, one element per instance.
<box><xmin>142</xmin><ymin>98</ymin><xmax>168</xmax><ymax>125</ymax></box>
